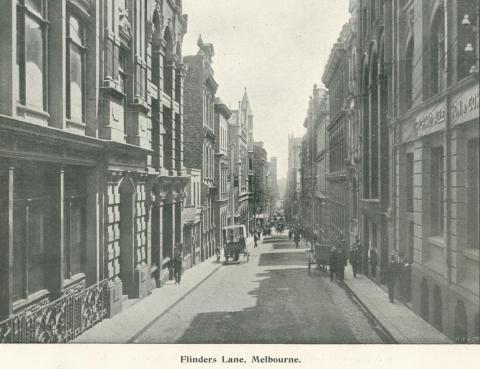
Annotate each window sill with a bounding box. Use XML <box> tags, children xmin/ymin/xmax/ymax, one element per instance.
<box><xmin>13</xmin><ymin>289</ymin><xmax>50</xmax><ymax>313</ymax></box>
<box><xmin>67</xmin><ymin>119</ymin><xmax>87</xmax><ymax>128</ymax></box>
<box><xmin>63</xmin><ymin>273</ymin><xmax>86</xmax><ymax>290</ymax></box>
<box><xmin>428</xmin><ymin>236</ymin><xmax>445</xmax><ymax>248</ymax></box>
<box><xmin>463</xmin><ymin>249</ymin><xmax>480</xmax><ymax>262</ymax></box>
<box><xmin>17</xmin><ymin>103</ymin><xmax>50</xmax><ymax>121</ymax></box>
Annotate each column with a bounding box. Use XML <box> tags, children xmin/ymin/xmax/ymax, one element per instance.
<box><xmin>48</xmin><ymin>0</ymin><xmax>67</xmax><ymax>129</ymax></box>
<box><xmin>49</xmin><ymin>167</ymin><xmax>65</xmax><ymax>297</ymax></box>
<box><xmin>0</xmin><ymin>1</ymin><xmax>16</xmax><ymax>115</ymax></box>
<box><xmin>153</xmin><ymin>195</ymin><xmax>164</xmax><ymax>286</ymax></box>
<box><xmin>0</xmin><ymin>165</ymin><xmax>14</xmax><ymax>317</ymax></box>
<box><xmin>86</xmin><ymin>167</ymin><xmax>102</xmax><ymax>286</ymax></box>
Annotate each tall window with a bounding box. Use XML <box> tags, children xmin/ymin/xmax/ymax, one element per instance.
<box><xmin>406</xmin><ymin>152</ymin><xmax>414</xmax><ymax>212</ymax></box>
<box><xmin>430</xmin><ymin>9</ymin><xmax>445</xmax><ymax>96</ymax></box>
<box><xmin>66</xmin><ymin>14</ymin><xmax>86</xmax><ymax>122</ymax></box>
<box><xmin>64</xmin><ymin>168</ymin><xmax>86</xmax><ymax>279</ymax></box>
<box><xmin>430</xmin><ymin>146</ymin><xmax>444</xmax><ymax>236</ymax></box>
<box><xmin>405</xmin><ymin>39</ymin><xmax>414</xmax><ymax>110</ymax></box>
<box><xmin>467</xmin><ymin>138</ymin><xmax>479</xmax><ymax>249</ymax></box>
<box><xmin>17</xmin><ymin>0</ymin><xmax>47</xmax><ymax>110</ymax></box>
<box><xmin>119</xmin><ymin>49</ymin><xmax>128</xmax><ymax>135</ymax></box>
<box><xmin>12</xmin><ymin>163</ymin><xmax>54</xmax><ymax>302</ymax></box>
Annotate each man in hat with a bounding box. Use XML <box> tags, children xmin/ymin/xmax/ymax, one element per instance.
<box><xmin>386</xmin><ymin>253</ymin><xmax>400</xmax><ymax>303</ymax></box>
<box><xmin>173</xmin><ymin>243</ymin><xmax>184</xmax><ymax>285</ymax></box>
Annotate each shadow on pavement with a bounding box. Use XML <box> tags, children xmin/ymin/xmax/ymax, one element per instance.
<box><xmin>176</xmin><ymin>266</ymin><xmax>358</xmax><ymax>344</ymax></box>
<box><xmin>258</xmin><ymin>251</ymin><xmax>306</xmax><ymax>266</ymax></box>
<box><xmin>272</xmin><ymin>242</ymin><xmax>297</xmax><ymax>250</ymax></box>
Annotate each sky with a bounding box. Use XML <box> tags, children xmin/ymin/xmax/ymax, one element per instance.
<box><xmin>182</xmin><ymin>0</ymin><xmax>350</xmax><ymax>179</ymax></box>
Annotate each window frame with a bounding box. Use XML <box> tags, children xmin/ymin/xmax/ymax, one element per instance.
<box><xmin>66</xmin><ymin>12</ymin><xmax>87</xmax><ymax>123</ymax></box>
<box><xmin>17</xmin><ymin>0</ymin><xmax>49</xmax><ymax>111</ymax></box>
<box><xmin>430</xmin><ymin>146</ymin><xmax>445</xmax><ymax>237</ymax></box>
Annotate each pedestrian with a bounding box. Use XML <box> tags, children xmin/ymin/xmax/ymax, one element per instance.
<box><xmin>254</xmin><ymin>231</ymin><xmax>259</xmax><ymax>248</ymax></box>
<box><xmin>350</xmin><ymin>241</ymin><xmax>360</xmax><ymax>278</ymax></box>
<box><xmin>173</xmin><ymin>243</ymin><xmax>183</xmax><ymax>285</ymax></box>
<box><xmin>293</xmin><ymin>230</ymin><xmax>300</xmax><ymax>248</ymax></box>
<box><xmin>386</xmin><ymin>254</ymin><xmax>400</xmax><ymax>303</ymax></box>
<box><xmin>329</xmin><ymin>246</ymin><xmax>337</xmax><ymax>282</ymax></box>
<box><xmin>336</xmin><ymin>247</ymin><xmax>347</xmax><ymax>281</ymax></box>
<box><xmin>369</xmin><ymin>247</ymin><xmax>378</xmax><ymax>278</ymax></box>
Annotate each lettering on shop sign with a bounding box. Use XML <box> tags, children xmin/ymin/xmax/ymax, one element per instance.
<box><xmin>414</xmin><ymin>105</ymin><xmax>446</xmax><ymax>137</ymax></box>
<box><xmin>451</xmin><ymin>90</ymin><xmax>480</xmax><ymax>126</ymax></box>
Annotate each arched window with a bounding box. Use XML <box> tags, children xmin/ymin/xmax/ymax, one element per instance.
<box><xmin>163</xmin><ymin>27</ymin><xmax>173</xmax><ymax>96</ymax></box>
<box><xmin>405</xmin><ymin>38</ymin><xmax>414</xmax><ymax>109</ymax></box>
<box><xmin>430</xmin><ymin>8</ymin><xmax>445</xmax><ymax>96</ymax></box>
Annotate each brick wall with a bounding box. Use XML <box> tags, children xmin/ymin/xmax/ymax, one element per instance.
<box><xmin>183</xmin><ymin>55</ymin><xmax>204</xmax><ymax>170</ymax></box>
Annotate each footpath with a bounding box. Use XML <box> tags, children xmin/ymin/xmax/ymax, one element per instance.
<box><xmin>342</xmin><ymin>266</ymin><xmax>452</xmax><ymax>343</ymax></box>
<box><xmin>74</xmin><ymin>236</ymin><xmax>255</xmax><ymax>343</ymax></box>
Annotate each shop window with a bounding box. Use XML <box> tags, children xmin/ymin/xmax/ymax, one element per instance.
<box><xmin>430</xmin><ymin>8</ymin><xmax>445</xmax><ymax>96</ymax></box>
<box><xmin>12</xmin><ymin>164</ymin><xmax>54</xmax><ymax>302</ymax></box>
<box><xmin>430</xmin><ymin>146</ymin><xmax>444</xmax><ymax>237</ymax></box>
<box><xmin>63</xmin><ymin>168</ymin><xmax>87</xmax><ymax>279</ymax></box>
<box><xmin>17</xmin><ymin>0</ymin><xmax>47</xmax><ymax>110</ymax></box>
<box><xmin>66</xmin><ymin>14</ymin><xmax>86</xmax><ymax>122</ymax></box>
<box><xmin>466</xmin><ymin>138</ymin><xmax>479</xmax><ymax>249</ymax></box>
<box><xmin>406</xmin><ymin>153</ymin><xmax>414</xmax><ymax>212</ymax></box>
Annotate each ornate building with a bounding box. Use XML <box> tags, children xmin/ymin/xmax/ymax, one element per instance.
<box><xmin>214</xmin><ymin>98</ymin><xmax>232</xmax><ymax>250</ymax></box>
<box><xmin>285</xmin><ymin>135</ymin><xmax>302</xmax><ymax>224</ymax></box>
<box><xmin>388</xmin><ymin>0</ymin><xmax>479</xmax><ymax>341</ymax></box>
<box><xmin>299</xmin><ymin>85</ymin><xmax>329</xmax><ymax>241</ymax></box>
<box><xmin>0</xmin><ymin>0</ymin><xmax>189</xmax><ymax>342</ymax></box>
<box><xmin>229</xmin><ymin>90</ymin><xmax>254</xmax><ymax>234</ymax></box>
<box><xmin>184</xmin><ymin>36</ymin><xmax>219</xmax><ymax>262</ymax></box>
<box><xmin>322</xmin><ymin>22</ymin><xmax>352</xmax><ymax>249</ymax></box>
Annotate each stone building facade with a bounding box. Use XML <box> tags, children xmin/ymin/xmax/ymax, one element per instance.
<box><xmin>389</xmin><ymin>0</ymin><xmax>479</xmax><ymax>341</ymax></box>
<box><xmin>286</xmin><ymin>135</ymin><xmax>302</xmax><ymax>224</ymax></box>
<box><xmin>228</xmin><ymin>90</ymin><xmax>254</xmax><ymax>234</ymax></box>
<box><xmin>299</xmin><ymin>85</ymin><xmax>329</xmax><ymax>241</ymax></box>
<box><xmin>252</xmin><ymin>142</ymin><xmax>270</xmax><ymax>226</ymax></box>
<box><xmin>183</xmin><ymin>36</ymin><xmax>219</xmax><ymax>262</ymax></box>
<box><xmin>0</xmin><ymin>0</ymin><xmax>189</xmax><ymax>340</ymax></box>
<box><xmin>322</xmin><ymin>22</ymin><xmax>352</xmax><ymax>249</ymax></box>
<box><xmin>214</xmin><ymin>98</ymin><xmax>232</xmax><ymax>250</ymax></box>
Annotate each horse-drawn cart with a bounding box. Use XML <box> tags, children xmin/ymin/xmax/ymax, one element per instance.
<box><xmin>222</xmin><ymin>225</ymin><xmax>249</xmax><ymax>264</ymax></box>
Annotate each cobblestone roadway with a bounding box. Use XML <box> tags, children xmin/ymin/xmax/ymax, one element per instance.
<box><xmin>134</xmin><ymin>236</ymin><xmax>383</xmax><ymax>343</ymax></box>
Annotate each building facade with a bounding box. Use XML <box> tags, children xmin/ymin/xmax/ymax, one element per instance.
<box><xmin>0</xmin><ymin>0</ymin><xmax>189</xmax><ymax>341</ymax></box>
<box><xmin>388</xmin><ymin>0</ymin><xmax>479</xmax><ymax>341</ymax></box>
<box><xmin>214</xmin><ymin>98</ymin><xmax>232</xmax><ymax>250</ymax></box>
<box><xmin>229</xmin><ymin>90</ymin><xmax>254</xmax><ymax>234</ymax></box>
<box><xmin>183</xmin><ymin>36</ymin><xmax>219</xmax><ymax>262</ymax></box>
<box><xmin>286</xmin><ymin>135</ymin><xmax>302</xmax><ymax>224</ymax></box>
<box><xmin>252</xmin><ymin>142</ymin><xmax>270</xmax><ymax>227</ymax></box>
<box><xmin>298</xmin><ymin>85</ymin><xmax>329</xmax><ymax>242</ymax></box>
<box><xmin>322</xmin><ymin>22</ymin><xmax>352</xmax><ymax>249</ymax></box>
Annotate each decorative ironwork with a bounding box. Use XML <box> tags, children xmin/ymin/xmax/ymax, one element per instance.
<box><xmin>0</xmin><ymin>279</ymin><xmax>108</xmax><ymax>343</ymax></box>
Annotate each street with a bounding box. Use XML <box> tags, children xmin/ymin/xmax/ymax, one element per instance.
<box><xmin>132</xmin><ymin>235</ymin><xmax>383</xmax><ymax>343</ymax></box>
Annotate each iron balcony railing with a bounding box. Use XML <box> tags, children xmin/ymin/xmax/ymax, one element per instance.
<box><xmin>0</xmin><ymin>279</ymin><xmax>109</xmax><ymax>343</ymax></box>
